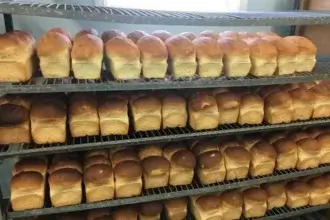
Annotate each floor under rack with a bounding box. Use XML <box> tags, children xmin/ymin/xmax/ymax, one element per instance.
<box><xmin>5</xmin><ymin>164</ymin><xmax>330</xmax><ymax>218</ymax></box>
<box><xmin>1</xmin><ymin>118</ymin><xmax>330</xmax><ymax>158</ymax></box>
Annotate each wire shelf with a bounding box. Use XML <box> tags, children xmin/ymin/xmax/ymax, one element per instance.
<box><xmin>1</xmin><ymin>118</ymin><xmax>330</xmax><ymax>159</ymax></box>
<box><xmin>1</xmin><ymin>60</ymin><xmax>330</xmax><ymax>94</ymax></box>
<box><xmin>5</xmin><ymin>164</ymin><xmax>330</xmax><ymax>218</ymax></box>
<box><xmin>0</xmin><ymin>1</ymin><xmax>330</xmax><ymax>26</ymax></box>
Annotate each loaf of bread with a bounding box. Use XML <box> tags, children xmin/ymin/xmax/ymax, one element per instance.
<box><xmin>0</xmin><ymin>95</ymin><xmax>31</xmax><ymax>144</ymax></box>
<box><xmin>130</xmin><ymin>94</ymin><xmax>162</xmax><ymax>131</ymax></box>
<box><xmin>106</xmin><ymin>36</ymin><xmax>141</xmax><ymax>80</ymax></box>
<box><xmin>238</xmin><ymin>94</ymin><xmax>264</xmax><ymax>125</ymax></box>
<box><xmin>37</xmin><ymin>30</ymin><xmax>71</xmax><ymax>78</ymax></box>
<box><xmin>137</xmin><ymin>35</ymin><xmax>168</xmax><ymax>79</ymax></box>
<box><xmin>317</xmin><ymin>133</ymin><xmax>330</xmax><ymax>164</ymax></box>
<box><xmin>262</xmin><ymin>36</ymin><xmax>298</xmax><ymax>75</ymax></box>
<box><xmin>151</xmin><ymin>30</ymin><xmax>172</xmax><ymax>42</ymax></box>
<box><xmin>113</xmin><ymin>206</ymin><xmax>138</xmax><ymax>220</ymax></box>
<box><xmin>10</xmin><ymin>171</ymin><xmax>45</xmax><ymax>211</ymax></box>
<box><xmin>188</xmin><ymin>93</ymin><xmax>219</xmax><ymax>130</ymax></box>
<box><xmin>192</xmin><ymin>37</ymin><xmax>223</xmax><ymax>78</ymax></box>
<box><xmin>216</xmin><ymin>91</ymin><xmax>240</xmax><ymax>125</ymax></box>
<box><xmin>264</xmin><ymin>91</ymin><xmax>293</xmax><ymax>124</ymax></box>
<box><xmin>163</xmin><ymin>144</ymin><xmax>196</xmax><ymax>185</ymax></box>
<box><xmin>243</xmin><ymin>187</ymin><xmax>268</xmax><ymax>218</ymax></box>
<box><xmin>286</xmin><ymin>180</ymin><xmax>310</xmax><ymax>208</ymax></box>
<box><xmin>261</xmin><ymin>181</ymin><xmax>287</xmax><ymax>210</ymax></box>
<box><xmin>141</xmin><ymin>155</ymin><xmax>170</xmax><ymax>189</ymax></box>
<box><xmin>311</xmin><ymin>85</ymin><xmax>330</xmax><ymax>118</ymax></box>
<box><xmin>191</xmin><ymin>194</ymin><xmax>222</xmax><ymax>220</ymax></box>
<box><xmin>69</xmin><ymin>93</ymin><xmax>99</xmax><ymax>137</ymax></box>
<box><xmin>296</xmin><ymin>138</ymin><xmax>321</xmax><ymax>170</ymax></box>
<box><xmin>49</xmin><ymin>168</ymin><xmax>82</xmax><ymax>207</ymax></box>
<box><xmin>220</xmin><ymin>189</ymin><xmax>243</xmax><ymax>220</ymax></box>
<box><xmin>191</xmin><ymin>140</ymin><xmax>225</xmax><ymax>185</ymax></box>
<box><xmin>289</xmin><ymin>87</ymin><xmax>315</xmax><ymax>121</ymax></box>
<box><xmin>178</xmin><ymin>32</ymin><xmax>197</xmax><ymax>41</ymax></box>
<box><xmin>48</xmin><ymin>156</ymin><xmax>82</xmax><ymax>174</ymax></box>
<box><xmin>224</xmin><ymin>146</ymin><xmax>251</xmax><ymax>180</ymax></box>
<box><xmin>273</xmin><ymin>138</ymin><xmax>298</xmax><ymax>170</ymax></box>
<box><xmin>30</xmin><ymin>96</ymin><xmax>67</xmax><ymax>144</ymax></box>
<box><xmin>138</xmin><ymin>144</ymin><xmax>163</xmax><ymax>160</ymax></box>
<box><xmin>164</xmin><ymin>198</ymin><xmax>188</xmax><ymax>220</ymax></box>
<box><xmin>308</xmin><ymin>176</ymin><xmax>330</xmax><ymax>206</ymax></box>
<box><xmin>245</xmin><ymin>38</ymin><xmax>277</xmax><ymax>76</ymax></box>
<box><xmin>127</xmin><ymin>30</ymin><xmax>148</xmax><ymax>43</ymax></box>
<box><xmin>162</xmin><ymin>94</ymin><xmax>187</xmax><ymax>129</ymax></box>
<box><xmin>13</xmin><ymin>158</ymin><xmax>47</xmax><ymax>176</ymax></box>
<box><xmin>110</xmin><ymin>148</ymin><xmax>139</xmax><ymax>168</ymax></box>
<box><xmin>165</xmin><ymin>35</ymin><xmax>197</xmax><ymax>78</ymax></box>
<box><xmin>98</xmin><ymin>94</ymin><xmax>129</xmax><ymax>135</ymax></box>
<box><xmin>139</xmin><ymin>202</ymin><xmax>163</xmax><ymax>220</ymax></box>
<box><xmin>0</xmin><ymin>31</ymin><xmax>35</xmax><ymax>82</ymax></box>
<box><xmin>218</xmin><ymin>38</ymin><xmax>251</xmax><ymax>77</ymax></box>
<box><xmin>114</xmin><ymin>160</ymin><xmax>142</xmax><ymax>198</ymax></box>
<box><xmin>249</xmin><ymin>141</ymin><xmax>277</xmax><ymax>177</ymax></box>
<box><xmin>101</xmin><ymin>29</ymin><xmax>126</xmax><ymax>43</ymax></box>
<box><xmin>71</xmin><ymin>34</ymin><xmax>103</xmax><ymax>79</ymax></box>
<box><xmin>284</xmin><ymin>36</ymin><xmax>317</xmax><ymax>73</ymax></box>
<box><xmin>84</xmin><ymin>157</ymin><xmax>114</xmax><ymax>202</ymax></box>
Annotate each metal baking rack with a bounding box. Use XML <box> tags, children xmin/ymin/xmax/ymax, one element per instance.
<box><xmin>0</xmin><ymin>118</ymin><xmax>329</xmax><ymax>158</ymax></box>
<box><xmin>5</xmin><ymin>165</ymin><xmax>330</xmax><ymax>218</ymax></box>
<box><xmin>1</xmin><ymin>1</ymin><xmax>330</xmax><ymax>220</ymax></box>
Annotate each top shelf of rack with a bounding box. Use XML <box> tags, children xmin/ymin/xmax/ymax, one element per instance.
<box><xmin>1</xmin><ymin>1</ymin><xmax>330</xmax><ymax>26</ymax></box>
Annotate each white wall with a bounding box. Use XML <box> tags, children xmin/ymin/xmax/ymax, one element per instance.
<box><xmin>0</xmin><ymin>0</ymin><xmax>294</xmax><ymax>199</ymax></box>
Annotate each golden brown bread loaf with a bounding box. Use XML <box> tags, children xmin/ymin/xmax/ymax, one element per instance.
<box><xmin>13</xmin><ymin>158</ymin><xmax>47</xmax><ymax>176</ymax></box>
<box><xmin>249</xmin><ymin>141</ymin><xmax>277</xmax><ymax>177</ymax></box>
<box><xmin>37</xmin><ymin>30</ymin><xmax>72</xmax><ymax>78</ymax></box>
<box><xmin>151</xmin><ymin>30</ymin><xmax>172</xmax><ymax>42</ymax></box>
<box><xmin>192</xmin><ymin>37</ymin><xmax>223</xmax><ymax>78</ymax></box>
<box><xmin>138</xmin><ymin>144</ymin><xmax>163</xmax><ymax>160</ymax></box>
<box><xmin>137</xmin><ymin>35</ymin><xmax>168</xmax><ymax>79</ymax></box>
<box><xmin>30</xmin><ymin>96</ymin><xmax>67</xmax><ymax>144</ymax></box>
<box><xmin>308</xmin><ymin>176</ymin><xmax>330</xmax><ymax>206</ymax></box>
<box><xmin>165</xmin><ymin>35</ymin><xmax>197</xmax><ymax>78</ymax></box>
<box><xmin>286</xmin><ymin>180</ymin><xmax>310</xmax><ymax>208</ymax></box>
<box><xmin>188</xmin><ymin>93</ymin><xmax>219</xmax><ymax>130</ymax></box>
<box><xmin>127</xmin><ymin>30</ymin><xmax>148</xmax><ymax>44</ymax></box>
<box><xmin>139</xmin><ymin>202</ymin><xmax>163</xmax><ymax>220</ymax></box>
<box><xmin>98</xmin><ymin>94</ymin><xmax>129</xmax><ymax>135</ymax></box>
<box><xmin>0</xmin><ymin>95</ymin><xmax>31</xmax><ymax>144</ymax></box>
<box><xmin>162</xmin><ymin>94</ymin><xmax>187</xmax><ymax>129</ymax></box>
<box><xmin>218</xmin><ymin>38</ymin><xmax>251</xmax><ymax>77</ymax></box>
<box><xmin>238</xmin><ymin>93</ymin><xmax>264</xmax><ymax>125</ymax></box>
<box><xmin>220</xmin><ymin>190</ymin><xmax>243</xmax><ymax>220</ymax></box>
<box><xmin>130</xmin><ymin>94</ymin><xmax>162</xmax><ymax>131</ymax></box>
<box><xmin>71</xmin><ymin>34</ymin><xmax>103</xmax><ymax>79</ymax></box>
<box><xmin>223</xmin><ymin>146</ymin><xmax>251</xmax><ymax>180</ymax></box>
<box><xmin>101</xmin><ymin>29</ymin><xmax>126</xmax><ymax>43</ymax></box>
<box><xmin>164</xmin><ymin>198</ymin><xmax>188</xmax><ymax>220</ymax></box>
<box><xmin>311</xmin><ymin>85</ymin><xmax>330</xmax><ymax>118</ymax></box>
<box><xmin>317</xmin><ymin>133</ymin><xmax>330</xmax><ymax>164</ymax></box>
<box><xmin>191</xmin><ymin>194</ymin><xmax>222</xmax><ymax>220</ymax></box>
<box><xmin>261</xmin><ymin>181</ymin><xmax>287</xmax><ymax>210</ymax></box>
<box><xmin>141</xmin><ymin>155</ymin><xmax>170</xmax><ymax>189</ymax></box>
<box><xmin>48</xmin><ymin>168</ymin><xmax>82</xmax><ymax>207</ymax></box>
<box><xmin>264</xmin><ymin>91</ymin><xmax>293</xmax><ymax>124</ymax></box>
<box><xmin>296</xmin><ymin>138</ymin><xmax>321</xmax><ymax>170</ymax></box>
<box><xmin>284</xmin><ymin>36</ymin><xmax>317</xmax><ymax>73</ymax></box>
<box><xmin>242</xmin><ymin>187</ymin><xmax>268</xmax><ymax>218</ymax></box>
<box><xmin>289</xmin><ymin>87</ymin><xmax>315</xmax><ymax>121</ymax></box>
<box><xmin>273</xmin><ymin>138</ymin><xmax>298</xmax><ymax>170</ymax></box>
<box><xmin>105</xmin><ymin>36</ymin><xmax>141</xmax><ymax>80</ymax></box>
<box><xmin>216</xmin><ymin>91</ymin><xmax>240</xmax><ymax>125</ymax></box>
<box><xmin>0</xmin><ymin>31</ymin><xmax>35</xmax><ymax>82</ymax></box>
<box><xmin>69</xmin><ymin>93</ymin><xmax>99</xmax><ymax>137</ymax></box>
<box><xmin>10</xmin><ymin>171</ymin><xmax>45</xmax><ymax>211</ymax></box>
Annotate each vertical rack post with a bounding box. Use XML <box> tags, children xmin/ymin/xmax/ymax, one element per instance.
<box><xmin>3</xmin><ymin>14</ymin><xmax>13</xmax><ymax>32</ymax></box>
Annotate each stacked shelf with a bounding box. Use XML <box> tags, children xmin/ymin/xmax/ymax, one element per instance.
<box><xmin>2</xmin><ymin>1</ymin><xmax>330</xmax><ymax>220</ymax></box>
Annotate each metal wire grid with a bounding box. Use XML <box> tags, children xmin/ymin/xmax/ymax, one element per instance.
<box><xmin>1</xmin><ymin>1</ymin><xmax>330</xmax><ymax>25</ymax></box>
<box><xmin>6</xmin><ymin>164</ymin><xmax>330</xmax><ymax>218</ymax></box>
<box><xmin>0</xmin><ymin>58</ymin><xmax>328</xmax><ymax>94</ymax></box>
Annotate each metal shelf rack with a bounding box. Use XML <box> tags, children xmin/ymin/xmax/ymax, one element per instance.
<box><xmin>1</xmin><ymin>1</ymin><xmax>330</xmax><ymax>26</ymax></box>
<box><xmin>1</xmin><ymin>118</ymin><xmax>330</xmax><ymax>158</ymax></box>
<box><xmin>5</xmin><ymin>164</ymin><xmax>330</xmax><ymax>218</ymax></box>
